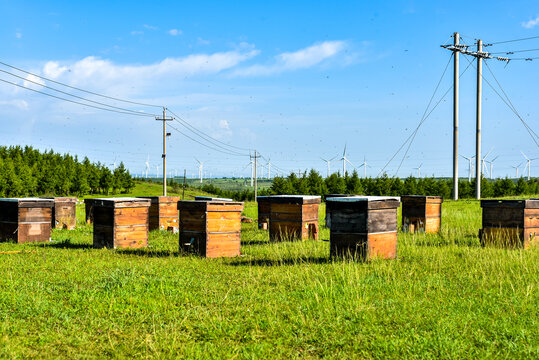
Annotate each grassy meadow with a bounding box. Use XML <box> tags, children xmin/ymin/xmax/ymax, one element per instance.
<box><xmin>0</xmin><ymin>183</ymin><xmax>537</xmax><ymax>358</ymax></box>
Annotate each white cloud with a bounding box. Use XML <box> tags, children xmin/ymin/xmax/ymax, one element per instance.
<box><xmin>130</xmin><ymin>30</ymin><xmax>143</xmax><ymax>35</ymax></box>
<box><xmin>143</xmin><ymin>24</ymin><xmax>157</xmax><ymax>30</ymax></box>
<box><xmin>15</xmin><ymin>32</ymin><xmax>22</xmax><ymax>39</ymax></box>
<box><xmin>23</xmin><ymin>74</ymin><xmax>45</xmax><ymax>88</ymax></box>
<box><xmin>522</xmin><ymin>16</ymin><xmax>539</xmax><ymax>29</ymax></box>
<box><xmin>168</xmin><ymin>29</ymin><xmax>182</xmax><ymax>36</ymax></box>
<box><xmin>197</xmin><ymin>37</ymin><xmax>210</xmax><ymax>45</ymax></box>
<box><xmin>231</xmin><ymin>40</ymin><xmax>348</xmax><ymax>77</ymax></box>
<box><xmin>43</xmin><ymin>61</ymin><xmax>68</xmax><ymax>78</ymax></box>
<box><xmin>0</xmin><ymin>100</ymin><xmax>28</xmax><ymax>110</ymax></box>
<box><xmin>219</xmin><ymin>119</ymin><xmax>229</xmax><ymax>129</ymax></box>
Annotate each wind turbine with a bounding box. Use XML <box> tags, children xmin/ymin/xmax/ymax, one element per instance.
<box><xmin>487</xmin><ymin>156</ymin><xmax>499</xmax><ymax>180</ymax></box>
<box><xmin>259</xmin><ymin>163</ymin><xmax>265</xmax><ymax>179</ymax></box>
<box><xmin>357</xmin><ymin>156</ymin><xmax>371</xmax><ymax>178</ymax></box>
<box><xmin>413</xmin><ymin>163</ymin><xmax>423</xmax><ymax>178</ymax></box>
<box><xmin>110</xmin><ymin>156</ymin><xmax>117</xmax><ymax>171</ymax></box>
<box><xmin>320</xmin><ymin>156</ymin><xmax>336</xmax><ymax>178</ymax></box>
<box><xmin>481</xmin><ymin>148</ymin><xmax>493</xmax><ymax>179</ymax></box>
<box><xmin>242</xmin><ymin>158</ymin><xmax>254</xmax><ymax>186</ymax></box>
<box><xmin>511</xmin><ymin>163</ymin><xmax>522</xmax><ymax>178</ymax></box>
<box><xmin>145</xmin><ymin>155</ymin><xmax>150</xmax><ymax>178</ymax></box>
<box><xmin>267</xmin><ymin>158</ymin><xmax>272</xmax><ymax>179</ymax></box>
<box><xmin>156</xmin><ymin>164</ymin><xmax>159</xmax><ymax>178</ymax></box>
<box><xmin>340</xmin><ymin>145</ymin><xmax>354</xmax><ymax>176</ymax></box>
<box><xmin>195</xmin><ymin>158</ymin><xmax>204</xmax><ymax>183</ymax></box>
<box><xmin>521</xmin><ymin>152</ymin><xmax>538</xmax><ymax>181</ymax></box>
<box><xmin>460</xmin><ymin>154</ymin><xmax>475</xmax><ymax>182</ymax></box>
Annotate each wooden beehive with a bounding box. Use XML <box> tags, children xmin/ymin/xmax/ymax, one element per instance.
<box><xmin>480</xmin><ymin>199</ymin><xmax>539</xmax><ymax>249</ymax></box>
<box><xmin>401</xmin><ymin>195</ymin><xmax>443</xmax><ymax>233</ymax></box>
<box><xmin>323</xmin><ymin>194</ymin><xmax>353</xmax><ymax>228</ymax></box>
<box><xmin>92</xmin><ymin>198</ymin><xmax>150</xmax><ymax>249</ymax></box>
<box><xmin>256</xmin><ymin>196</ymin><xmax>271</xmax><ymax>230</ymax></box>
<box><xmin>194</xmin><ymin>196</ymin><xmax>233</xmax><ymax>201</ymax></box>
<box><xmin>0</xmin><ymin>198</ymin><xmax>54</xmax><ymax>243</ymax></box>
<box><xmin>327</xmin><ymin>196</ymin><xmax>401</xmax><ymax>260</ymax></box>
<box><xmin>267</xmin><ymin>195</ymin><xmax>321</xmax><ymax>241</ymax></box>
<box><xmin>140</xmin><ymin>196</ymin><xmax>180</xmax><ymax>232</ymax></box>
<box><xmin>84</xmin><ymin>198</ymin><xmax>95</xmax><ymax>224</ymax></box>
<box><xmin>178</xmin><ymin>200</ymin><xmax>244</xmax><ymax>258</ymax></box>
<box><xmin>44</xmin><ymin>197</ymin><xmax>77</xmax><ymax>230</ymax></box>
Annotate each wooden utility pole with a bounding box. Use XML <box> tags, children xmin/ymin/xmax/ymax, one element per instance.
<box><xmin>475</xmin><ymin>39</ymin><xmax>483</xmax><ymax>200</ymax></box>
<box><xmin>254</xmin><ymin>150</ymin><xmax>260</xmax><ymax>201</ymax></box>
<box><xmin>453</xmin><ymin>32</ymin><xmax>460</xmax><ymax>200</ymax></box>
<box><xmin>156</xmin><ymin>107</ymin><xmax>173</xmax><ymax>196</ymax></box>
<box><xmin>182</xmin><ymin>169</ymin><xmax>186</xmax><ymax>200</ymax></box>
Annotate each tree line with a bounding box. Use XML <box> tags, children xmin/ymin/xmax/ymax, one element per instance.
<box><xmin>0</xmin><ymin>146</ymin><xmax>134</xmax><ymax>197</ymax></box>
<box><xmin>198</xmin><ymin>169</ymin><xmax>538</xmax><ymax>201</ymax></box>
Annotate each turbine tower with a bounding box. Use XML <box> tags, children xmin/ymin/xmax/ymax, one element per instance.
<box><xmin>145</xmin><ymin>155</ymin><xmax>150</xmax><ymax>178</ymax></box>
<box><xmin>460</xmin><ymin>154</ymin><xmax>474</xmax><ymax>182</ymax></box>
<box><xmin>357</xmin><ymin>156</ymin><xmax>370</xmax><ymax>178</ymax></box>
<box><xmin>267</xmin><ymin>158</ymin><xmax>272</xmax><ymax>179</ymax></box>
<box><xmin>487</xmin><ymin>156</ymin><xmax>499</xmax><ymax>180</ymax></box>
<box><xmin>243</xmin><ymin>158</ymin><xmax>254</xmax><ymax>186</ymax></box>
<box><xmin>340</xmin><ymin>145</ymin><xmax>354</xmax><ymax>176</ymax></box>
<box><xmin>511</xmin><ymin>163</ymin><xmax>522</xmax><ymax>178</ymax></box>
<box><xmin>413</xmin><ymin>163</ymin><xmax>423</xmax><ymax>178</ymax></box>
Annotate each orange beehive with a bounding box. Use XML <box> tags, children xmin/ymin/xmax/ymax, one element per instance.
<box><xmin>0</xmin><ymin>198</ymin><xmax>54</xmax><ymax>243</ymax></box>
<box><xmin>480</xmin><ymin>199</ymin><xmax>539</xmax><ymax>249</ymax></box>
<box><xmin>401</xmin><ymin>195</ymin><xmax>443</xmax><ymax>233</ymax></box>
<box><xmin>326</xmin><ymin>196</ymin><xmax>401</xmax><ymax>260</ymax></box>
<box><xmin>178</xmin><ymin>199</ymin><xmax>243</xmax><ymax>258</ymax></box>
<box><xmin>267</xmin><ymin>195</ymin><xmax>321</xmax><ymax>241</ymax></box>
<box><xmin>92</xmin><ymin>198</ymin><xmax>150</xmax><ymax>249</ymax></box>
<box><xmin>140</xmin><ymin>196</ymin><xmax>180</xmax><ymax>232</ymax></box>
<box><xmin>44</xmin><ymin>197</ymin><xmax>77</xmax><ymax>230</ymax></box>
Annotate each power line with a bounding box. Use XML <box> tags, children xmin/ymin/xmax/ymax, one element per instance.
<box><xmin>167</xmin><ymin>108</ymin><xmax>251</xmax><ymax>152</ymax></box>
<box><xmin>0</xmin><ymin>60</ymin><xmax>163</xmax><ymax>108</ymax></box>
<box><xmin>490</xmin><ymin>48</ymin><xmax>539</xmax><ymax>55</ymax></box>
<box><xmin>0</xmin><ymin>68</ymin><xmax>158</xmax><ymax>117</ymax></box>
<box><xmin>0</xmin><ymin>77</ymin><xmax>156</xmax><ymax>117</ymax></box>
<box><xmin>167</xmin><ymin>123</ymin><xmax>248</xmax><ymax>157</ymax></box>
<box><xmin>485</xmin><ymin>35</ymin><xmax>539</xmax><ymax>47</ymax></box>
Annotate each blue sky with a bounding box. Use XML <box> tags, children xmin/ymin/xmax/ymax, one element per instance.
<box><xmin>1</xmin><ymin>0</ymin><xmax>538</xmax><ymax>179</ymax></box>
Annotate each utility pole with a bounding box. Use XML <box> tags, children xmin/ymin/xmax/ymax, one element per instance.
<box><xmin>453</xmin><ymin>32</ymin><xmax>460</xmax><ymax>200</ymax></box>
<box><xmin>156</xmin><ymin>107</ymin><xmax>173</xmax><ymax>196</ymax></box>
<box><xmin>253</xmin><ymin>150</ymin><xmax>261</xmax><ymax>201</ymax></box>
<box><xmin>475</xmin><ymin>40</ymin><xmax>483</xmax><ymax>200</ymax></box>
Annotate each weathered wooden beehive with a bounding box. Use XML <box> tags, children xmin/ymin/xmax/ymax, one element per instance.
<box><xmin>92</xmin><ymin>198</ymin><xmax>150</xmax><ymax>249</ymax></box>
<box><xmin>84</xmin><ymin>198</ymin><xmax>95</xmax><ymax>224</ymax></box>
<box><xmin>326</xmin><ymin>196</ymin><xmax>401</xmax><ymax>260</ymax></box>
<box><xmin>178</xmin><ymin>200</ymin><xmax>244</xmax><ymax>258</ymax></box>
<box><xmin>267</xmin><ymin>195</ymin><xmax>321</xmax><ymax>241</ymax></box>
<box><xmin>323</xmin><ymin>194</ymin><xmax>353</xmax><ymax>228</ymax></box>
<box><xmin>0</xmin><ymin>198</ymin><xmax>54</xmax><ymax>243</ymax></box>
<box><xmin>140</xmin><ymin>196</ymin><xmax>180</xmax><ymax>232</ymax></box>
<box><xmin>480</xmin><ymin>199</ymin><xmax>539</xmax><ymax>249</ymax></box>
<box><xmin>256</xmin><ymin>196</ymin><xmax>271</xmax><ymax>230</ymax></box>
<box><xmin>44</xmin><ymin>197</ymin><xmax>77</xmax><ymax>230</ymax></box>
<box><xmin>401</xmin><ymin>195</ymin><xmax>443</xmax><ymax>233</ymax></box>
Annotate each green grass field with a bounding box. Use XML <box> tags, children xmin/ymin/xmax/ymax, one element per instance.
<box><xmin>0</xmin><ymin>183</ymin><xmax>537</xmax><ymax>358</ymax></box>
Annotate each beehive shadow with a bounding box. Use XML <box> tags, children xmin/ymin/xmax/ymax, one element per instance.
<box><xmin>115</xmin><ymin>248</ymin><xmax>179</xmax><ymax>258</ymax></box>
<box><xmin>228</xmin><ymin>256</ymin><xmax>330</xmax><ymax>267</ymax></box>
<box><xmin>241</xmin><ymin>239</ymin><xmax>271</xmax><ymax>246</ymax></box>
<box><xmin>47</xmin><ymin>239</ymin><xmax>93</xmax><ymax>249</ymax></box>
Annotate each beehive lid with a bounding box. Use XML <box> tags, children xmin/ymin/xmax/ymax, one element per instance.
<box><xmin>0</xmin><ymin>197</ymin><xmax>55</xmax><ymax>207</ymax></box>
<box><xmin>326</xmin><ymin>195</ymin><xmax>401</xmax><ymax>202</ymax></box>
<box><xmin>323</xmin><ymin>194</ymin><xmax>353</xmax><ymax>201</ymax></box>
<box><xmin>480</xmin><ymin>199</ymin><xmax>539</xmax><ymax>209</ymax></box>
<box><xmin>195</xmin><ymin>196</ymin><xmax>233</xmax><ymax>201</ymax></box>
<box><xmin>41</xmin><ymin>197</ymin><xmax>78</xmax><ymax>204</ymax></box>
<box><xmin>178</xmin><ymin>200</ymin><xmax>244</xmax><ymax>210</ymax></box>
<box><xmin>256</xmin><ymin>196</ymin><xmax>272</xmax><ymax>203</ymax></box>
<box><xmin>265</xmin><ymin>195</ymin><xmax>321</xmax><ymax>204</ymax></box>
<box><xmin>91</xmin><ymin>197</ymin><xmax>151</xmax><ymax>208</ymax></box>
<box><xmin>139</xmin><ymin>196</ymin><xmax>181</xmax><ymax>204</ymax></box>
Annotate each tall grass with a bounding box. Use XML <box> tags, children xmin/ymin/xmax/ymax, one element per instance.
<box><xmin>0</xmin><ymin>195</ymin><xmax>537</xmax><ymax>358</ymax></box>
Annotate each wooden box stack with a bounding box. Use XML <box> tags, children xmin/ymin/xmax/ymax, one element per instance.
<box><xmin>92</xmin><ymin>198</ymin><xmax>151</xmax><ymax>249</ymax></box>
<box><xmin>178</xmin><ymin>199</ymin><xmax>244</xmax><ymax>258</ymax></box>
<box><xmin>267</xmin><ymin>195</ymin><xmax>321</xmax><ymax>241</ymax></box>
<box><xmin>45</xmin><ymin>197</ymin><xmax>77</xmax><ymax>230</ymax></box>
<box><xmin>256</xmin><ymin>196</ymin><xmax>271</xmax><ymax>230</ymax></box>
<box><xmin>323</xmin><ymin>194</ymin><xmax>353</xmax><ymax>228</ymax></box>
<box><xmin>84</xmin><ymin>198</ymin><xmax>95</xmax><ymax>224</ymax></box>
<box><xmin>401</xmin><ymin>195</ymin><xmax>443</xmax><ymax>233</ymax></box>
<box><xmin>326</xmin><ymin>196</ymin><xmax>401</xmax><ymax>260</ymax></box>
<box><xmin>140</xmin><ymin>196</ymin><xmax>180</xmax><ymax>232</ymax></box>
<box><xmin>480</xmin><ymin>199</ymin><xmax>539</xmax><ymax>249</ymax></box>
<box><xmin>0</xmin><ymin>198</ymin><xmax>54</xmax><ymax>243</ymax></box>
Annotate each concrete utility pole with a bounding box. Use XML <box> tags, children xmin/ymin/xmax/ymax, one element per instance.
<box><xmin>156</xmin><ymin>107</ymin><xmax>173</xmax><ymax>196</ymax></box>
<box><xmin>453</xmin><ymin>32</ymin><xmax>460</xmax><ymax>200</ymax></box>
<box><xmin>475</xmin><ymin>40</ymin><xmax>483</xmax><ymax>200</ymax></box>
<box><xmin>253</xmin><ymin>150</ymin><xmax>261</xmax><ymax>201</ymax></box>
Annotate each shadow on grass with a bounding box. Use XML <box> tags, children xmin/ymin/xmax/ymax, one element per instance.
<box><xmin>115</xmin><ymin>248</ymin><xmax>179</xmax><ymax>258</ymax></box>
<box><xmin>241</xmin><ymin>239</ymin><xmax>271</xmax><ymax>246</ymax></box>
<box><xmin>47</xmin><ymin>239</ymin><xmax>93</xmax><ymax>249</ymax></box>
<box><xmin>228</xmin><ymin>256</ymin><xmax>330</xmax><ymax>267</ymax></box>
